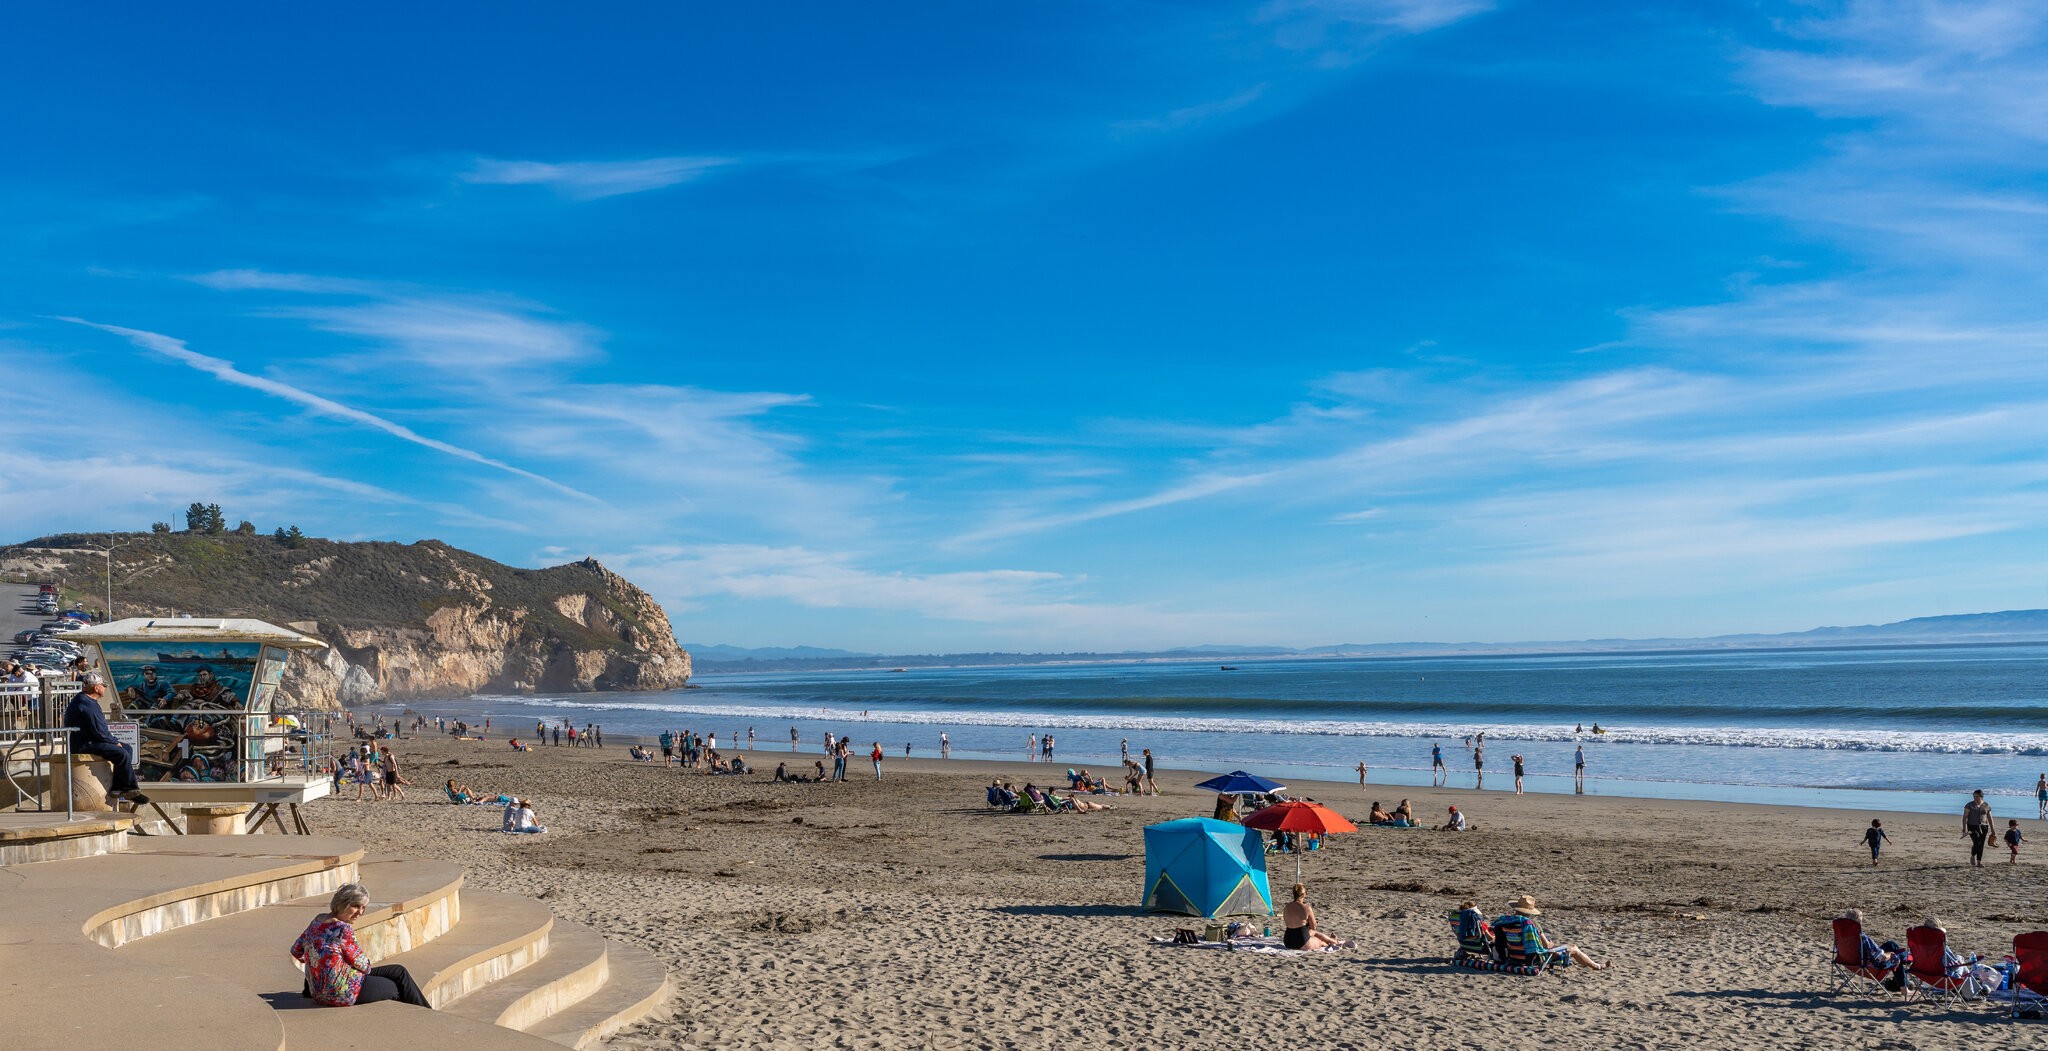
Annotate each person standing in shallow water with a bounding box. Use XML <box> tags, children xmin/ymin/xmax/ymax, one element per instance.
<box><xmin>2036</xmin><ymin>773</ymin><xmax>2046</xmax><ymax>820</ymax></box>
<box><xmin>1574</xmin><ymin>745</ymin><xmax>1585</xmax><ymax>793</ymax></box>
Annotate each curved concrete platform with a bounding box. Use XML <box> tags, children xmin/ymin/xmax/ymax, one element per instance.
<box><xmin>0</xmin><ymin>814</ymin><xmax>131</xmax><ymax>865</ymax></box>
<box><xmin>1</xmin><ymin>827</ymin><xmax>669</xmax><ymax>1049</ymax></box>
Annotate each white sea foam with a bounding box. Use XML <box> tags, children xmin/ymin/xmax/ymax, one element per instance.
<box><xmin>448</xmin><ymin>695</ymin><xmax>2048</xmax><ymax>755</ymax></box>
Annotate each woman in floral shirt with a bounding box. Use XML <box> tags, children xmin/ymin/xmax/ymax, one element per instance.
<box><xmin>290</xmin><ymin>883</ymin><xmax>431</xmax><ymax>1007</ymax></box>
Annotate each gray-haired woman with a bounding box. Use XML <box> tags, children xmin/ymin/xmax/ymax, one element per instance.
<box><xmin>289</xmin><ymin>883</ymin><xmax>431</xmax><ymax>1007</ymax></box>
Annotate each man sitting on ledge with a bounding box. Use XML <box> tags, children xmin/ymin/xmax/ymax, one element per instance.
<box><xmin>63</xmin><ymin>674</ymin><xmax>148</xmax><ymax>806</ymax></box>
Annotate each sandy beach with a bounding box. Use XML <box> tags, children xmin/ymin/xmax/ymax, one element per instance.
<box><xmin>304</xmin><ymin>733</ymin><xmax>2044</xmax><ymax>1049</ymax></box>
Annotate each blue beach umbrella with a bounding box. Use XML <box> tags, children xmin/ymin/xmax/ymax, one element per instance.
<box><xmin>1194</xmin><ymin>770</ymin><xmax>1287</xmax><ymax>795</ymax></box>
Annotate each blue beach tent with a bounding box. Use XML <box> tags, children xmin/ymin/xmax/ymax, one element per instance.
<box><xmin>1142</xmin><ymin>817</ymin><xmax>1274</xmax><ymax>917</ymax></box>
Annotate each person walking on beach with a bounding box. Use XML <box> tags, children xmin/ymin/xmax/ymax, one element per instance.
<box><xmin>1027</xmin><ymin>734</ymin><xmax>1037</xmax><ymax>761</ymax></box>
<box><xmin>833</xmin><ymin>738</ymin><xmax>850</xmax><ymax>782</ymax></box>
<box><xmin>872</xmin><ymin>742</ymin><xmax>885</xmax><ymax>779</ymax></box>
<box><xmin>1121</xmin><ymin>738</ymin><xmax>1129</xmax><ymax>762</ymax></box>
<box><xmin>1142</xmin><ymin>748</ymin><xmax>1157</xmax><ymax>795</ymax></box>
<box><xmin>1473</xmin><ymin>743</ymin><xmax>1484</xmax><ymax>790</ymax></box>
<box><xmin>1431</xmin><ymin>742</ymin><xmax>1446</xmax><ymax>787</ymax></box>
<box><xmin>1511</xmin><ymin>754</ymin><xmax>1525</xmax><ymax>795</ymax></box>
<box><xmin>1964</xmin><ymin>790</ymin><xmax>1994</xmax><ymax>867</ymax></box>
<box><xmin>2037</xmin><ymin>774</ymin><xmax>2046</xmax><ymax>820</ymax></box>
<box><xmin>1044</xmin><ymin>735</ymin><xmax>1055</xmax><ymax>762</ymax></box>
<box><xmin>1862</xmin><ymin>819</ymin><xmax>1891</xmax><ymax>866</ymax></box>
<box><xmin>748</xmin><ymin>727</ymin><xmax>754</xmax><ymax>749</ymax></box>
<box><xmin>1574</xmin><ymin>745</ymin><xmax>1585</xmax><ymax>793</ymax></box>
<box><xmin>940</xmin><ymin>732</ymin><xmax>950</xmax><ymax>759</ymax></box>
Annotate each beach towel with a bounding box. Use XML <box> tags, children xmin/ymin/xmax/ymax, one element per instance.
<box><xmin>1147</xmin><ymin>934</ymin><xmax>1337</xmax><ymax>956</ymax></box>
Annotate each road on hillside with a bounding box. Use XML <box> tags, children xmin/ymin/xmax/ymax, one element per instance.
<box><xmin>1</xmin><ymin>583</ymin><xmax>47</xmax><ymax>650</ymax></box>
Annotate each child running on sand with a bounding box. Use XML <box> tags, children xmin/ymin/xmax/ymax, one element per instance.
<box><xmin>1862</xmin><ymin>819</ymin><xmax>1890</xmax><ymax>866</ymax></box>
<box><xmin>2006</xmin><ymin>820</ymin><xmax>2023</xmax><ymax>864</ymax></box>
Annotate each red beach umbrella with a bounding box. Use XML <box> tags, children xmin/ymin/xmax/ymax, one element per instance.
<box><xmin>1241</xmin><ymin>800</ymin><xmax>1359</xmax><ymax>882</ymax></box>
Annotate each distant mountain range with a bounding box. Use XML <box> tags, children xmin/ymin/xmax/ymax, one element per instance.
<box><xmin>687</xmin><ymin>609</ymin><xmax>2048</xmax><ymax>673</ymax></box>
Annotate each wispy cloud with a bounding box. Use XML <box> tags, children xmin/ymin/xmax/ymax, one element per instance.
<box><xmin>1261</xmin><ymin>0</ymin><xmax>1493</xmax><ymax>60</ymax></box>
<box><xmin>600</xmin><ymin>543</ymin><xmax>1268</xmax><ymax>648</ymax></box>
<box><xmin>1114</xmin><ymin>84</ymin><xmax>1269</xmax><ymax>133</ymax></box>
<box><xmin>459</xmin><ymin>156</ymin><xmax>736</xmax><ymax>200</ymax></box>
<box><xmin>59</xmin><ymin>318</ymin><xmax>597</xmax><ymax>502</ymax></box>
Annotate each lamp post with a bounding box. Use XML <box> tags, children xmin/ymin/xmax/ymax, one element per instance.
<box><xmin>103</xmin><ymin>541</ymin><xmax>128</xmax><ymax>620</ymax></box>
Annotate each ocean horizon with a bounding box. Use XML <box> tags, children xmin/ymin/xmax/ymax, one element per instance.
<box><xmin>372</xmin><ymin>641</ymin><xmax>2048</xmax><ymax>816</ymax></box>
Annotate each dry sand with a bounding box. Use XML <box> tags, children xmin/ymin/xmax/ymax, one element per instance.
<box><xmin>305</xmin><ymin>734</ymin><xmax>2047</xmax><ymax>1049</ymax></box>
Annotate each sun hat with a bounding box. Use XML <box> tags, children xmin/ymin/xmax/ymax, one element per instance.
<box><xmin>1510</xmin><ymin>894</ymin><xmax>1542</xmax><ymax>916</ymax></box>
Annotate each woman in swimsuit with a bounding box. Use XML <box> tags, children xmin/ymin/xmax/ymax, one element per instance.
<box><xmin>1280</xmin><ymin>884</ymin><xmax>1352</xmax><ymax>951</ymax></box>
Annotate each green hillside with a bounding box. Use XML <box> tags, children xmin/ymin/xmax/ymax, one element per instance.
<box><xmin>5</xmin><ymin>531</ymin><xmax>662</xmax><ymax>654</ymax></box>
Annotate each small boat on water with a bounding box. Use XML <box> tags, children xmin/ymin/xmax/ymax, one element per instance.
<box><xmin>1219</xmin><ymin>665</ymin><xmax>1239</xmax><ymax>671</ymax></box>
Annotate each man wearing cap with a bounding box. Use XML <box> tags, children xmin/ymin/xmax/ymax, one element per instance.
<box><xmin>63</xmin><ymin>674</ymin><xmax>149</xmax><ymax>806</ymax></box>
<box><xmin>1437</xmin><ymin>805</ymin><xmax>1469</xmax><ymax>831</ymax></box>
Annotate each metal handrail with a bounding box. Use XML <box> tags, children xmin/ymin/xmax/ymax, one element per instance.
<box><xmin>0</xmin><ymin>726</ymin><xmax>78</xmax><ymax>821</ymax></box>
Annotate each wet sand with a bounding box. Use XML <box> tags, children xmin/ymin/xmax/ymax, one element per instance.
<box><xmin>306</xmin><ymin>734</ymin><xmax>2044</xmax><ymax>1049</ymax></box>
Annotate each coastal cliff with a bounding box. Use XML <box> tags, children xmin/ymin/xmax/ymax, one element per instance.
<box><xmin>2</xmin><ymin>532</ymin><xmax>691</xmax><ymax>709</ymax></box>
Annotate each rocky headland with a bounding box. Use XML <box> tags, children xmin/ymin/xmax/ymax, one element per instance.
<box><xmin>2</xmin><ymin>531</ymin><xmax>691</xmax><ymax>709</ymax></box>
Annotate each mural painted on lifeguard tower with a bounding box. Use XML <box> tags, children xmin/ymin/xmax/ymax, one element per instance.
<box><xmin>104</xmin><ymin>642</ymin><xmax>257</xmax><ymax>711</ymax></box>
<box><xmin>102</xmin><ymin>642</ymin><xmax>259</xmax><ymax>781</ymax></box>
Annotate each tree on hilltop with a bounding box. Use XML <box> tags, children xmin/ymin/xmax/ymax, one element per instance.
<box><xmin>150</xmin><ymin>522</ymin><xmax>171</xmax><ymax>534</ymax></box>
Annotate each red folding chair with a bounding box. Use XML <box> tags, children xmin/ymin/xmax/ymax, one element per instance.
<box><xmin>2011</xmin><ymin>932</ymin><xmax>2048</xmax><ymax>1018</ymax></box>
<box><xmin>1830</xmin><ymin>918</ymin><xmax>1892</xmax><ymax>995</ymax></box>
<box><xmin>1904</xmin><ymin>926</ymin><xmax>1969</xmax><ymax>1004</ymax></box>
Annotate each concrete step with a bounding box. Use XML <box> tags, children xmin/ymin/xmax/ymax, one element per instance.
<box><xmin>1</xmin><ymin>835</ymin><xmax>365</xmax><ymax>1051</ymax></box>
<box><xmin>441</xmin><ymin>917</ymin><xmax>610</xmax><ymax>1031</ymax></box>
<box><xmin>527</xmin><ymin>934</ymin><xmax>671</xmax><ymax>1049</ymax></box>
<box><xmin>383</xmin><ymin>890</ymin><xmax>553</xmax><ymax>1009</ymax></box>
<box><xmin>117</xmin><ymin>857</ymin><xmax>467</xmax><ymax>995</ymax></box>
<box><xmin>273</xmin><ymin>998</ymin><xmax>563</xmax><ymax>1050</ymax></box>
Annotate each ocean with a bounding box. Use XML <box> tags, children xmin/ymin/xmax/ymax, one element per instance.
<box><xmin>374</xmin><ymin>642</ymin><xmax>2048</xmax><ymax>815</ymax></box>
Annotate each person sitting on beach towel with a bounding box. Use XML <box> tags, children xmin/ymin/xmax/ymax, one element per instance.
<box><xmin>1369</xmin><ymin>802</ymin><xmax>1392</xmax><ymax>825</ymax></box>
<box><xmin>1282</xmin><ymin>883</ymin><xmax>1353</xmax><ymax>951</ymax></box>
<box><xmin>502</xmin><ymin>798</ymin><xmax>547</xmax><ymax>834</ymax></box>
<box><xmin>1494</xmin><ymin>896</ymin><xmax>1606</xmax><ymax>970</ymax></box>
<box><xmin>1392</xmin><ymin>799</ymin><xmax>1417</xmax><ymax>827</ymax></box>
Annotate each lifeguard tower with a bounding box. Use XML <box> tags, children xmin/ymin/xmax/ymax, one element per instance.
<box><xmin>62</xmin><ymin>617</ymin><xmax>334</xmax><ymax>832</ymax></box>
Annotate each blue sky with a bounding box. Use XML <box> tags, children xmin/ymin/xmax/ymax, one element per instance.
<box><xmin>4</xmin><ymin>1</ymin><xmax>2046</xmax><ymax>651</ymax></box>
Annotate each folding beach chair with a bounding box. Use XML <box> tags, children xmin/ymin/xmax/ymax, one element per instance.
<box><xmin>1904</xmin><ymin>926</ymin><xmax>1970</xmax><ymax>1005</ymax></box>
<box><xmin>1829</xmin><ymin>918</ymin><xmax>1893</xmax><ymax>996</ymax></box>
<box><xmin>2010</xmin><ymin>932</ymin><xmax>2048</xmax><ymax>1018</ymax></box>
<box><xmin>1492</xmin><ymin>915</ymin><xmax>1562</xmax><ymax>977</ymax></box>
<box><xmin>1449</xmin><ymin>907</ymin><xmax>1497</xmax><ymax>965</ymax></box>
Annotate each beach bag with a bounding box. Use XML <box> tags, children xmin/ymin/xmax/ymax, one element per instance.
<box><xmin>1172</xmin><ymin>929</ymin><xmax>1199</xmax><ymax>946</ymax></box>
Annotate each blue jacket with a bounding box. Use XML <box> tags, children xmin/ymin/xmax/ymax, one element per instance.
<box><xmin>63</xmin><ymin>691</ymin><xmax>119</xmax><ymax>749</ymax></box>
